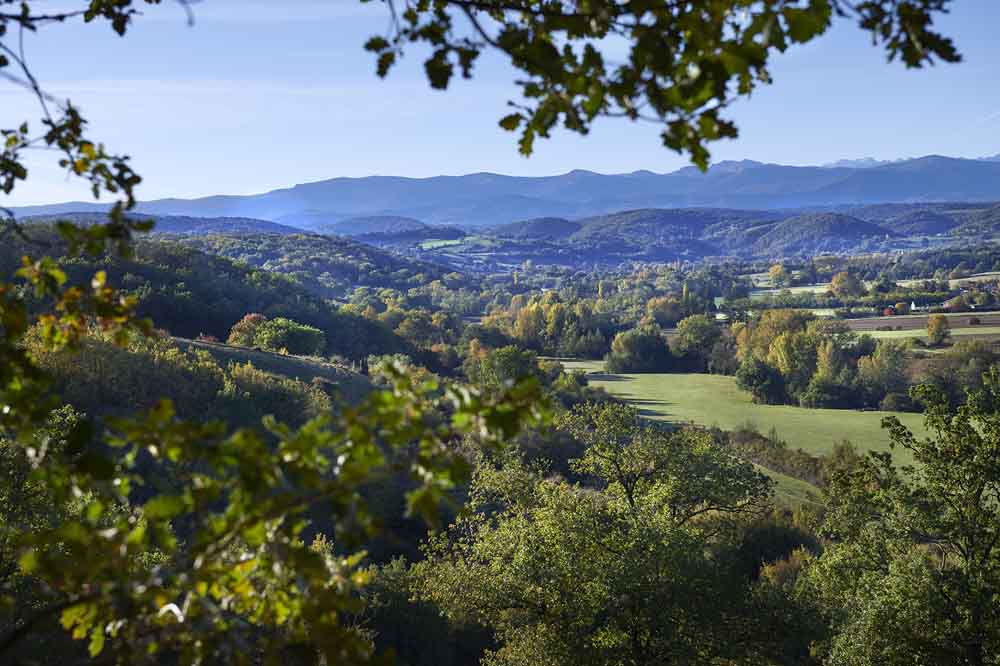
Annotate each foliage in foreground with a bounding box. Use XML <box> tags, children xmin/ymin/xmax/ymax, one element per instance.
<box><xmin>802</xmin><ymin>369</ymin><xmax>1000</xmax><ymax>666</ymax></box>
<box><xmin>413</xmin><ymin>402</ymin><xmax>786</xmax><ymax>666</ymax></box>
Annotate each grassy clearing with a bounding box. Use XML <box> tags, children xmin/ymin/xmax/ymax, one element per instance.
<box><xmin>760</xmin><ymin>465</ymin><xmax>822</xmax><ymax>507</ymax></box>
<box><xmin>419</xmin><ymin>239</ymin><xmax>463</xmax><ymax>249</ymax></box>
<box><xmin>749</xmin><ymin>283</ymin><xmax>831</xmax><ymax>300</ymax></box>
<box><xmin>561</xmin><ymin>360</ymin><xmax>925</xmax><ymax>466</ymax></box>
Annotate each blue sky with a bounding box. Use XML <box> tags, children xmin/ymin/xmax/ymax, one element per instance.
<box><xmin>4</xmin><ymin>0</ymin><xmax>999</xmax><ymax>205</ymax></box>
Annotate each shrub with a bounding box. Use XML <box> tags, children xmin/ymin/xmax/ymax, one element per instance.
<box><xmin>227</xmin><ymin>312</ymin><xmax>267</xmax><ymax>347</ymax></box>
<box><xmin>735</xmin><ymin>357</ymin><xmax>786</xmax><ymax>405</ymax></box>
<box><xmin>229</xmin><ymin>314</ymin><xmax>327</xmax><ymax>356</ymax></box>
<box><xmin>880</xmin><ymin>392</ymin><xmax>916</xmax><ymax>412</ymax></box>
<box><xmin>253</xmin><ymin>317</ymin><xmax>327</xmax><ymax>356</ymax></box>
<box><xmin>799</xmin><ymin>376</ymin><xmax>859</xmax><ymax>409</ymax></box>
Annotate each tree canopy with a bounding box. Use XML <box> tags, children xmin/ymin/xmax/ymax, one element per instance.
<box><xmin>366</xmin><ymin>0</ymin><xmax>960</xmax><ymax>167</ymax></box>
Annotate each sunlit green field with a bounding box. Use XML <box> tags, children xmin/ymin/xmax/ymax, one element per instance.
<box><xmin>560</xmin><ymin>361</ymin><xmax>931</xmax><ymax>505</ymax></box>
<box><xmin>561</xmin><ymin>360</ymin><xmax>926</xmax><ymax>462</ymax></box>
<box><xmin>749</xmin><ymin>283</ymin><xmax>831</xmax><ymax>300</ymax></box>
<box><xmin>419</xmin><ymin>238</ymin><xmax>464</xmax><ymax>249</ymax></box>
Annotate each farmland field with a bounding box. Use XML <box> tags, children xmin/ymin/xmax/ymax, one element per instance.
<box><xmin>845</xmin><ymin>311</ymin><xmax>1000</xmax><ymax>344</ymax></box>
<box><xmin>560</xmin><ymin>360</ymin><xmax>926</xmax><ymax>464</ymax></box>
<box><xmin>866</xmin><ymin>326</ymin><xmax>1000</xmax><ymax>341</ymax></box>
<box><xmin>419</xmin><ymin>238</ymin><xmax>464</xmax><ymax>249</ymax></box>
<box><xmin>749</xmin><ymin>283</ymin><xmax>831</xmax><ymax>300</ymax></box>
<box><xmin>896</xmin><ymin>271</ymin><xmax>1000</xmax><ymax>289</ymax></box>
<box><xmin>845</xmin><ymin>310</ymin><xmax>1000</xmax><ymax>332</ymax></box>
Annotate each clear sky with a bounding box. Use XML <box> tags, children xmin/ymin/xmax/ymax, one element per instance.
<box><xmin>3</xmin><ymin>0</ymin><xmax>999</xmax><ymax>205</ymax></box>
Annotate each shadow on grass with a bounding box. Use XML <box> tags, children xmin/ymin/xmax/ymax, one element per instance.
<box><xmin>629</xmin><ymin>398</ymin><xmax>669</xmax><ymax>407</ymax></box>
<box><xmin>587</xmin><ymin>372</ymin><xmax>632</xmax><ymax>382</ymax></box>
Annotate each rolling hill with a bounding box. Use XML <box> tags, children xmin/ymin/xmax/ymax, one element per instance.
<box><xmin>749</xmin><ymin>214</ymin><xmax>892</xmax><ymax>257</ymax></box>
<box><xmin>312</xmin><ymin>215</ymin><xmax>428</xmax><ymax>236</ymax></box>
<box><xmin>178</xmin><ymin>233</ymin><xmax>457</xmax><ymax>298</ymax></box>
<box><xmin>21</xmin><ymin>212</ymin><xmax>301</xmax><ymax>235</ymax></box>
<box><xmin>493</xmin><ymin>217</ymin><xmax>582</xmax><ymax>240</ymax></box>
<box><xmin>883</xmin><ymin>210</ymin><xmax>960</xmax><ymax>236</ymax></box>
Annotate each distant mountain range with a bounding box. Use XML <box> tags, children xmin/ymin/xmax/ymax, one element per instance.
<box><xmin>10</xmin><ymin>154</ymin><xmax>1000</xmax><ymax>229</ymax></box>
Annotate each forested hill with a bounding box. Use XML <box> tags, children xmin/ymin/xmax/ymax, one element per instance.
<box><xmin>405</xmin><ymin>201</ymin><xmax>1000</xmax><ymax>269</ymax></box>
<box><xmin>493</xmin><ymin>217</ymin><xmax>582</xmax><ymax>240</ymax></box>
<box><xmin>11</xmin><ymin>155</ymin><xmax>1000</xmax><ymax>227</ymax></box>
<box><xmin>178</xmin><ymin>233</ymin><xmax>460</xmax><ymax>298</ymax></box>
<box><xmin>748</xmin><ymin>213</ymin><xmax>892</xmax><ymax>256</ymax></box>
<box><xmin>308</xmin><ymin>215</ymin><xmax>428</xmax><ymax>236</ymax></box>
<box><xmin>0</xmin><ymin>227</ymin><xmax>410</xmax><ymax>360</ymax></box>
<box><xmin>21</xmin><ymin>212</ymin><xmax>303</xmax><ymax>235</ymax></box>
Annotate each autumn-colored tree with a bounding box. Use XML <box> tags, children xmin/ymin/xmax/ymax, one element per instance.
<box><xmin>829</xmin><ymin>271</ymin><xmax>865</xmax><ymax>299</ymax></box>
<box><xmin>768</xmin><ymin>264</ymin><xmax>790</xmax><ymax>288</ymax></box>
<box><xmin>927</xmin><ymin>313</ymin><xmax>951</xmax><ymax>346</ymax></box>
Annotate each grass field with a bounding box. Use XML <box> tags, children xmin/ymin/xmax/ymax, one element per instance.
<box><xmin>845</xmin><ymin>312</ymin><xmax>1000</xmax><ymax>345</ymax></box>
<box><xmin>749</xmin><ymin>283</ymin><xmax>831</xmax><ymax>300</ymax></box>
<box><xmin>897</xmin><ymin>271</ymin><xmax>1000</xmax><ymax>289</ymax></box>
<box><xmin>561</xmin><ymin>360</ymin><xmax>926</xmax><ymax>465</ymax></box>
<box><xmin>419</xmin><ymin>239</ymin><xmax>464</xmax><ymax>250</ymax></box>
<box><xmin>561</xmin><ymin>360</ymin><xmax>931</xmax><ymax>505</ymax></box>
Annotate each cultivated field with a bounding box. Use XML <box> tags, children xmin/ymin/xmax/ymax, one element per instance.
<box><xmin>749</xmin><ymin>283</ymin><xmax>831</xmax><ymax>300</ymax></box>
<box><xmin>844</xmin><ymin>311</ymin><xmax>1000</xmax><ymax>344</ymax></box>
<box><xmin>845</xmin><ymin>310</ymin><xmax>1000</xmax><ymax>332</ymax></box>
<box><xmin>867</xmin><ymin>326</ymin><xmax>1000</xmax><ymax>342</ymax></box>
<box><xmin>419</xmin><ymin>238</ymin><xmax>464</xmax><ymax>249</ymax></box>
<box><xmin>896</xmin><ymin>271</ymin><xmax>1000</xmax><ymax>289</ymax></box>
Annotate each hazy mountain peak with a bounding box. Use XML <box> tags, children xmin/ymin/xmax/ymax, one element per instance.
<box><xmin>711</xmin><ymin>159</ymin><xmax>766</xmax><ymax>172</ymax></box>
<box><xmin>822</xmin><ymin>157</ymin><xmax>888</xmax><ymax>169</ymax></box>
<box><xmin>10</xmin><ymin>155</ymin><xmax>1000</xmax><ymax>228</ymax></box>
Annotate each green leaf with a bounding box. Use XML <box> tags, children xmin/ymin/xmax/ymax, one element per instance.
<box><xmin>499</xmin><ymin>114</ymin><xmax>522</xmax><ymax>131</ymax></box>
<box><xmin>144</xmin><ymin>494</ymin><xmax>187</xmax><ymax>520</ymax></box>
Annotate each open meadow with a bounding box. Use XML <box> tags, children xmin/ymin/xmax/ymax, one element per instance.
<box><xmin>561</xmin><ymin>360</ymin><xmax>931</xmax><ymax>504</ymax></box>
<box><xmin>560</xmin><ymin>359</ymin><xmax>928</xmax><ymax>504</ymax></box>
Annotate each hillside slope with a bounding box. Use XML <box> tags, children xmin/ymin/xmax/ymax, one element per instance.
<box><xmin>179</xmin><ymin>233</ymin><xmax>456</xmax><ymax>298</ymax></box>
<box><xmin>493</xmin><ymin>217</ymin><xmax>582</xmax><ymax>239</ymax></box>
<box><xmin>315</xmin><ymin>215</ymin><xmax>428</xmax><ymax>236</ymax></box>
<box><xmin>751</xmin><ymin>213</ymin><xmax>891</xmax><ymax>256</ymax></box>
<box><xmin>22</xmin><ymin>212</ymin><xmax>301</xmax><ymax>235</ymax></box>
<box><xmin>0</xmin><ymin>227</ymin><xmax>409</xmax><ymax>360</ymax></box>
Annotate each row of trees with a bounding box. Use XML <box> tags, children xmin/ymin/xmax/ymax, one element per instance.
<box><xmin>732</xmin><ymin>311</ymin><xmax>914</xmax><ymax>409</ymax></box>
